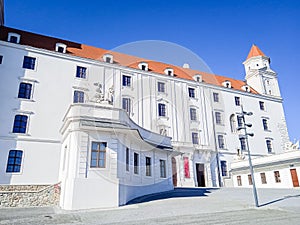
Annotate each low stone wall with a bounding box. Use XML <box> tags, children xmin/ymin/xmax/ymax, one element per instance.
<box><xmin>0</xmin><ymin>183</ymin><xmax>60</xmax><ymax>207</ymax></box>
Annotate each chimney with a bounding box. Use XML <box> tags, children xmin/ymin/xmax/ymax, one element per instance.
<box><xmin>183</xmin><ymin>63</ymin><xmax>190</xmax><ymax>69</ymax></box>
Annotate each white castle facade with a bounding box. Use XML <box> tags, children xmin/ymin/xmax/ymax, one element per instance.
<box><xmin>0</xmin><ymin>26</ymin><xmax>299</xmax><ymax>210</ymax></box>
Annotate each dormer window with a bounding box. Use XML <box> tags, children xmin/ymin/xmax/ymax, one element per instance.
<box><xmin>164</xmin><ymin>68</ymin><xmax>174</xmax><ymax>76</ymax></box>
<box><xmin>55</xmin><ymin>43</ymin><xmax>67</xmax><ymax>53</ymax></box>
<box><xmin>242</xmin><ymin>85</ymin><xmax>251</xmax><ymax>92</ymax></box>
<box><xmin>223</xmin><ymin>80</ymin><xmax>231</xmax><ymax>88</ymax></box>
<box><xmin>193</xmin><ymin>74</ymin><xmax>202</xmax><ymax>82</ymax></box>
<box><xmin>103</xmin><ymin>54</ymin><xmax>113</xmax><ymax>63</ymax></box>
<box><xmin>138</xmin><ymin>62</ymin><xmax>148</xmax><ymax>71</ymax></box>
<box><xmin>8</xmin><ymin>33</ymin><xmax>21</xmax><ymax>44</ymax></box>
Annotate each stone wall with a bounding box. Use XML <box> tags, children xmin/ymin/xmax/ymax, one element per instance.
<box><xmin>0</xmin><ymin>183</ymin><xmax>60</xmax><ymax>207</ymax></box>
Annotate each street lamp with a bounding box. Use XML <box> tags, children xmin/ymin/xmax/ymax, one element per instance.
<box><xmin>237</xmin><ymin>105</ymin><xmax>259</xmax><ymax>207</ymax></box>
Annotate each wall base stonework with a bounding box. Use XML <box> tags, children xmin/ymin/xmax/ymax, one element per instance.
<box><xmin>0</xmin><ymin>183</ymin><xmax>60</xmax><ymax>208</ymax></box>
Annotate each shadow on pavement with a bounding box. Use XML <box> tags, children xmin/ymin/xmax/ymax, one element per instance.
<box><xmin>127</xmin><ymin>187</ymin><xmax>218</xmax><ymax>205</ymax></box>
<box><xmin>259</xmin><ymin>194</ymin><xmax>300</xmax><ymax>207</ymax></box>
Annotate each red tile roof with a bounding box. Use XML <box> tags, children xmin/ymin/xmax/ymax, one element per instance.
<box><xmin>0</xmin><ymin>26</ymin><xmax>258</xmax><ymax>94</ymax></box>
<box><xmin>246</xmin><ymin>44</ymin><xmax>266</xmax><ymax>60</ymax></box>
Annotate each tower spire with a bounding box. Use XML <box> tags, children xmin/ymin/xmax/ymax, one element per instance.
<box><xmin>0</xmin><ymin>0</ymin><xmax>4</xmax><ymax>26</ymax></box>
<box><xmin>246</xmin><ymin>44</ymin><xmax>265</xmax><ymax>60</ymax></box>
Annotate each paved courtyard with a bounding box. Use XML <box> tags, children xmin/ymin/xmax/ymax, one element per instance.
<box><xmin>0</xmin><ymin>187</ymin><xmax>299</xmax><ymax>224</ymax></box>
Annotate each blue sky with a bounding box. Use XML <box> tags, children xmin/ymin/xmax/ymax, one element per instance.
<box><xmin>4</xmin><ymin>0</ymin><xmax>300</xmax><ymax>140</ymax></box>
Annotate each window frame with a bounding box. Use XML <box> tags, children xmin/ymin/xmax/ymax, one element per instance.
<box><xmin>215</xmin><ymin>112</ymin><xmax>222</xmax><ymax>125</ymax></box>
<box><xmin>213</xmin><ymin>92</ymin><xmax>219</xmax><ymax>102</ymax></box>
<box><xmin>190</xmin><ymin>108</ymin><xmax>197</xmax><ymax>121</ymax></box>
<box><xmin>259</xmin><ymin>101</ymin><xmax>265</xmax><ymax>111</ymax></box>
<box><xmin>220</xmin><ymin>160</ymin><xmax>228</xmax><ymax>177</ymax></box>
<box><xmin>266</xmin><ymin>139</ymin><xmax>273</xmax><ymax>153</ymax></box>
<box><xmin>122</xmin><ymin>75</ymin><xmax>131</xmax><ymax>87</ymax></box>
<box><xmin>157</xmin><ymin>82</ymin><xmax>166</xmax><ymax>93</ymax></box>
<box><xmin>76</xmin><ymin>66</ymin><xmax>87</xmax><ymax>79</ymax></box>
<box><xmin>158</xmin><ymin>103</ymin><xmax>166</xmax><ymax>117</ymax></box>
<box><xmin>235</xmin><ymin>96</ymin><xmax>241</xmax><ymax>106</ymax></box>
<box><xmin>274</xmin><ymin>171</ymin><xmax>281</xmax><ymax>183</ymax></box>
<box><xmin>134</xmin><ymin>152</ymin><xmax>139</xmax><ymax>174</ymax></box>
<box><xmin>122</xmin><ymin>97</ymin><xmax>131</xmax><ymax>114</ymax></box>
<box><xmin>248</xmin><ymin>174</ymin><xmax>253</xmax><ymax>185</ymax></box>
<box><xmin>192</xmin><ymin>132</ymin><xmax>199</xmax><ymax>145</ymax></box>
<box><xmin>262</xmin><ymin>118</ymin><xmax>269</xmax><ymax>131</ymax></box>
<box><xmin>159</xmin><ymin>159</ymin><xmax>167</xmax><ymax>178</ymax></box>
<box><xmin>73</xmin><ymin>90</ymin><xmax>85</xmax><ymax>103</ymax></box>
<box><xmin>145</xmin><ymin>156</ymin><xmax>152</xmax><ymax>177</ymax></box>
<box><xmin>125</xmin><ymin>147</ymin><xmax>129</xmax><ymax>172</ymax></box>
<box><xmin>237</xmin><ymin>175</ymin><xmax>242</xmax><ymax>186</ymax></box>
<box><xmin>18</xmin><ymin>82</ymin><xmax>33</xmax><ymax>99</ymax></box>
<box><xmin>217</xmin><ymin>135</ymin><xmax>225</xmax><ymax>149</ymax></box>
<box><xmin>0</xmin><ymin>55</ymin><xmax>3</xmax><ymax>64</ymax></box>
<box><xmin>6</xmin><ymin>150</ymin><xmax>23</xmax><ymax>173</ymax></box>
<box><xmin>260</xmin><ymin>172</ymin><xmax>267</xmax><ymax>184</ymax></box>
<box><xmin>22</xmin><ymin>56</ymin><xmax>36</xmax><ymax>70</ymax></box>
<box><xmin>12</xmin><ymin>114</ymin><xmax>28</xmax><ymax>134</ymax></box>
<box><xmin>240</xmin><ymin>137</ymin><xmax>246</xmax><ymax>151</ymax></box>
<box><xmin>188</xmin><ymin>87</ymin><xmax>195</xmax><ymax>98</ymax></box>
<box><xmin>90</xmin><ymin>142</ymin><xmax>107</xmax><ymax>168</ymax></box>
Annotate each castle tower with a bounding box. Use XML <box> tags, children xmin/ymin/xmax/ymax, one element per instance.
<box><xmin>243</xmin><ymin>45</ymin><xmax>281</xmax><ymax>97</ymax></box>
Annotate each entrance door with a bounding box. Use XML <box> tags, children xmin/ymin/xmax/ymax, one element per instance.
<box><xmin>196</xmin><ymin>163</ymin><xmax>205</xmax><ymax>187</ymax></box>
<box><xmin>290</xmin><ymin>169</ymin><xmax>299</xmax><ymax>187</ymax></box>
<box><xmin>172</xmin><ymin>157</ymin><xmax>177</xmax><ymax>187</ymax></box>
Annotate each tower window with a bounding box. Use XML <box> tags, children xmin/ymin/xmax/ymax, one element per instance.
<box><xmin>259</xmin><ymin>101</ymin><xmax>265</xmax><ymax>110</ymax></box>
<box><xmin>240</xmin><ymin>137</ymin><xmax>246</xmax><ymax>151</ymax></box>
<box><xmin>158</xmin><ymin>103</ymin><xmax>166</xmax><ymax>117</ymax></box>
<box><xmin>217</xmin><ymin>135</ymin><xmax>225</xmax><ymax>149</ymax></box>
<box><xmin>188</xmin><ymin>88</ymin><xmax>195</xmax><ymax>98</ymax></box>
<box><xmin>122</xmin><ymin>97</ymin><xmax>131</xmax><ymax>114</ymax></box>
<box><xmin>122</xmin><ymin>75</ymin><xmax>131</xmax><ymax>87</ymax></box>
<box><xmin>215</xmin><ymin>112</ymin><xmax>222</xmax><ymax>124</ymax></box>
<box><xmin>18</xmin><ymin>82</ymin><xmax>32</xmax><ymax>99</ymax></box>
<box><xmin>76</xmin><ymin>66</ymin><xmax>87</xmax><ymax>79</ymax></box>
<box><xmin>266</xmin><ymin>140</ymin><xmax>273</xmax><ymax>153</ymax></box>
<box><xmin>13</xmin><ymin>115</ymin><xmax>28</xmax><ymax>134</ymax></box>
<box><xmin>190</xmin><ymin>108</ymin><xmax>197</xmax><ymax>121</ymax></box>
<box><xmin>6</xmin><ymin>150</ymin><xmax>23</xmax><ymax>173</ymax></box>
<box><xmin>157</xmin><ymin>82</ymin><xmax>165</xmax><ymax>93</ymax></box>
<box><xmin>22</xmin><ymin>56</ymin><xmax>36</xmax><ymax>70</ymax></box>
<box><xmin>262</xmin><ymin>119</ymin><xmax>269</xmax><ymax>131</ymax></box>
<box><xmin>192</xmin><ymin>132</ymin><xmax>199</xmax><ymax>144</ymax></box>
<box><xmin>213</xmin><ymin>93</ymin><xmax>219</xmax><ymax>102</ymax></box>
<box><xmin>73</xmin><ymin>90</ymin><xmax>84</xmax><ymax>103</ymax></box>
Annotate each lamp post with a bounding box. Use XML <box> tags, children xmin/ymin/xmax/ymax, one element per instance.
<box><xmin>237</xmin><ymin>105</ymin><xmax>259</xmax><ymax>207</ymax></box>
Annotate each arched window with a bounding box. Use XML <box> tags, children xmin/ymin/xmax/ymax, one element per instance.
<box><xmin>230</xmin><ymin>114</ymin><xmax>236</xmax><ymax>133</ymax></box>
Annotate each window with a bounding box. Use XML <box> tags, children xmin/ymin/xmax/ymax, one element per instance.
<box><xmin>122</xmin><ymin>75</ymin><xmax>131</xmax><ymax>87</ymax></box>
<box><xmin>260</xmin><ymin>173</ymin><xmax>267</xmax><ymax>184</ymax></box>
<box><xmin>157</xmin><ymin>82</ymin><xmax>165</xmax><ymax>93</ymax></box>
<box><xmin>274</xmin><ymin>171</ymin><xmax>281</xmax><ymax>183</ymax></box>
<box><xmin>134</xmin><ymin>153</ymin><xmax>139</xmax><ymax>174</ymax></box>
<box><xmin>9</xmin><ymin>36</ymin><xmax>18</xmax><ymax>43</ymax></box>
<box><xmin>90</xmin><ymin>142</ymin><xmax>106</xmax><ymax>168</ymax></box>
<box><xmin>184</xmin><ymin>157</ymin><xmax>190</xmax><ymax>178</ymax></box>
<box><xmin>188</xmin><ymin>88</ymin><xmax>195</xmax><ymax>98</ymax></box>
<box><xmin>190</xmin><ymin>108</ymin><xmax>197</xmax><ymax>121</ymax></box>
<box><xmin>220</xmin><ymin>161</ymin><xmax>228</xmax><ymax>176</ymax></box>
<box><xmin>237</xmin><ymin>116</ymin><xmax>243</xmax><ymax>127</ymax></box>
<box><xmin>122</xmin><ymin>98</ymin><xmax>131</xmax><ymax>114</ymax></box>
<box><xmin>218</xmin><ymin>135</ymin><xmax>225</xmax><ymax>149</ymax></box>
<box><xmin>237</xmin><ymin>175</ymin><xmax>242</xmax><ymax>186</ymax></box>
<box><xmin>262</xmin><ymin>119</ymin><xmax>269</xmax><ymax>130</ymax></box>
<box><xmin>13</xmin><ymin>115</ymin><xmax>28</xmax><ymax>133</ymax></box>
<box><xmin>266</xmin><ymin>140</ymin><xmax>273</xmax><ymax>153</ymax></box>
<box><xmin>230</xmin><ymin>114</ymin><xmax>237</xmax><ymax>133</ymax></box>
<box><xmin>145</xmin><ymin>157</ymin><xmax>151</xmax><ymax>176</ymax></box>
<box><xmin>213</xmin><ymin>92</ymin><xmax>219</xmax><ymax>102</ymax></box>
<box><xmin>76</xmin><ymin>66</ymin><xmax>87</xmax><ymax>79</ymax></box>
<box><xmin>18</xmin><ymin>82</ymin><xmax>32</xmax><ymax>99</ymax></box>
<box><xmin>158</xmin><ymin>103</ymin><xmax>166</xmax><ymax>117</ymax></box>
<box><xmin>259</xmin><ymin>101</ymin><xmax>265</xmax><ymax>110</ymax></box>
<box><xmin>240</xmin><ymin>137</ymin><xmax>246</xmax><ymax>151</ymax></box>
<box><xmin>215</xmin><ymin>112</ymin><xmax>222</xmax><ymax>124</ymax></box>
<box><xmin>6</xmin><ymin>150</ymin><xmax>23</xmax><ymax>173</ymax></box>
<box><xmin>126</xmin><ymin>148</ymin><xmax>129</xmax><ymax>171</ymax></box>
<box><xmin>8</xmin><ymin>33</ymin><xmax>21</xmax><ymax>44</ymax></box>
<box><xmin>160</xmin><ymin>159</ymin><xmax>166</xmax><ymax>178</ymax></box>
<box><xmin>73</xmin><ymin>90</ymin><xmax>84</xmax><ymax>103</ymax></box>
<box><xmin>248</xmin><ymin>174</ymin><xmax>253</xmax><ymax>185</ymax></box>
<box><xmin>0</xmin><ymin>55</ymin><xmax>3</xmax><ymax>64</ymax></box>
<box><xmin>57</xmin><ymin>46</ymin><xmax>65</xmax><ymax>53</ymax></box>
<box><xmin>22</xmin><ymin>56</ymin><xmax>36</xmax><ymax>70</ymax></box>
<box><xmin>141</xmin><ymin>65</ymin><xmax>147</xmax><ymax>71</ymax></box>
<box><xmin>235</xmin><ymin>97</ymin><xmax>240</xmax><ymax>106</ymax></box>
<box><xmin>192</xmin><ymin>132</ymin><xmax>199</xmax><ymax>144</ymax></box>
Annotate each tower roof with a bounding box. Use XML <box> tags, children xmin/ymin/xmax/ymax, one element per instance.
<box><xmin>246</xmin><ymin>44</ymin><xmax>266</xmax><ymax>60</ymax></box>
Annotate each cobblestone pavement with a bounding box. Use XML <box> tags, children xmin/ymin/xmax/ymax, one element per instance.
<box><xmin>0</xmin><ymin>188</ymin><xmax>299</xmax><ymax>225</ymax></box>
